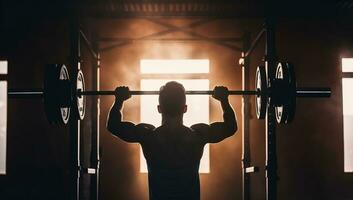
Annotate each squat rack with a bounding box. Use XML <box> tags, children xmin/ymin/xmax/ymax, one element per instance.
<box><xmin>240</xmin><ymin>17</ymin><xmax>280</xmax><ymax>200</ymax></box>
<box><xmin>73</xmin><ymin>8</ymin><xmax>278</xmax><ymax>200</ymax></box>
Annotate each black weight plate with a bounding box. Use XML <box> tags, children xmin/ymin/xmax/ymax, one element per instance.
<box><xmin>74</xmin><ymin>70</ymin><xmax>85</xmax><ymax>120</ymax></box>
<box><xmin>275</xmin><ymin>63</ymin><xmax>288</xmax><ymax>123</ymax></box>
<box><xmin>44</xmin><ymin>64</ymin><xmax>70</xmax><ymax>124</ymax></box>
<box><xmin>286</xmin><ymin>62</ymin><xmax>296</xmax><ymax>123</ymax></box>
<box><xmin>255</xmin><ymin>66</ymin><xmax>267</xmax><ymax>119</ymax></box>
<box><xmin>275</xmin><ymin>62</ymin><xmax>296</xmax><ymax>124</ymax></box>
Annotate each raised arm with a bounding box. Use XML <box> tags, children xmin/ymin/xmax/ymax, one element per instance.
<box><xmin>191</xmin><ymin>86</ymin><xmax>237</xmax><ymax>143</ymax></box>
<box><xmin>107</xmin><ymin>86</ymin><xmax>154</xmax><ymax>143</ymax></box>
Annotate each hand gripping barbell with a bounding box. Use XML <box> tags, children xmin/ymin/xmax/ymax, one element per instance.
<box><xmin>8</xmin><ymin>63</ymin><xmax>331</xmax><ymax>125</ymax></box>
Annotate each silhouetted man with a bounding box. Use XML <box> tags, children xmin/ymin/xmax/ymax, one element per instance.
<box><xmin>107</xmin><ymin>81</ymin><xmax>237</xmax><ymax>200</ymax></box>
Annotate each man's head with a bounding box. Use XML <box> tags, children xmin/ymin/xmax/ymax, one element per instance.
<box><xmin>158</xmin><ymin>81</ymin><xmax>187</xmax><ymax>117</ymax></box>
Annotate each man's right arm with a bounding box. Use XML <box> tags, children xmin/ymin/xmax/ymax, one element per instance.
<box><xmin>191</xmin><ymin>86</ymin><xmax>237</xmax><ymax>143</ymax></box>
<box><xmin>106</xmin><ymin>87</ymin><xmax>154</xmax><ymax>143</ymax></box>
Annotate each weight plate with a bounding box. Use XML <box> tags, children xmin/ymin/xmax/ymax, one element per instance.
<box><xmin>44</xmin><ymin>64</ymin><xmax>70</xmax><ymax>124</ymax></box>
<box><xmin>275</xmin><ymin>62</ymin><xmax>296</xmax><ymax>124</ymax></box>
<box><xmin>74</xmin><ymin>70</ymin><xmax>85</xmax><ymax>120</ymax></box>
<box><xmin>255</xmin><ymin>66</ymin><xmax>267</xmax><ymax>119</ymax></box>
<box><xmin>274</xmin><ymin>64</ymin><xmax>287</xmax><ymax>123</ymax></box>
<box><xmin>286</xmin><ymin>62</ymin><xmax>296</xmax><ymax>123</ymax></box>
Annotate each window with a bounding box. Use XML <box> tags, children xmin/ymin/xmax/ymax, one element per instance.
<box><xmin>342</xmin><ymin>58</ymin><xmax>353</xmax><ymax>173</ymax></box>
<box><xmin>0</xmin><ymin>60</ymin><xmax>7</xmax><ymax>175</ymax></box>
<box><xmin>140</xmin><ymin>59</ymin><xmax>210</xmax><ymax>173</ymax></box>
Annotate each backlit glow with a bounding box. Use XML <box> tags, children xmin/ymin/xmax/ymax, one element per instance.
<box><xmin>343</xmin><ymin>78</ymin><xmax>353</xmax><ymax>172</ymax></box>
<box><xmin>0</xmin><ymin>60</ymin><xmax>7</xmax><ymax>175</ymax></box>
<box><xmin>140</xmin><ymin>59</ymin><xmax>210</xmax><ymax>173</ymax></box>
<box><xmin>342</xmin><ymin>58</ymin><xmax>353</xmax><ymax>173</ymax></box>
<box><xmin>0</xmin><ymin>61</ymin><xmax>7</xmax><ymax>74</ymax></box>
<box><xmin>140</xmin><ymin>59</ymin><xmax>209</xmax><ymax>74</ymax></box>
<box><xmin>140</xmin><ymin>79</ymin><xmax>210</xmax><ymax>173</ymax></box>
<box><xmin>342</xmin><ymin>58</ymin><xmax>353</xmax><ymax>72</ymax></box>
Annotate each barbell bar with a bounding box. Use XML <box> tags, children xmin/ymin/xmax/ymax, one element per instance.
<box><xmin>7</xmin><ymin>63</ymin><xmax>331</xmax><ymax>125</ymax></box>
<box><xmin>8</xmin><ymin>88</ymin><xmax>331</xmax><ymax>97</ymax></box>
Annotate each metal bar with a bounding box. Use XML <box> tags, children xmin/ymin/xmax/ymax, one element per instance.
<box><xmin>79</xmin><ymin>90</ymin><xmax>260</xmax><ymax>96</ymax></box>
<box><xmin>69</xmin><ymin>7</ymin><xmax>81</xmax><ymax>200</ymax></box>
<box><xmin>146</xmin><ymin>17</ymin><xmax>215</xmax><ymax>31</ymax></box>
<box><xmin>296</xmin><ymin>88</ymin><xmax>331</xmax><ymax>97</ymax></box>
<box><xmin>264</xmin><ymin>16</ymin><xmax>278</xmax><ymax>200</ymax></box>
<box><xmin>0</xmin><ymin>75</ymin><xmax>7</xmax><ymax>81</ymax></box>
<box><xmin>99</xmin><ymin>37</ymin><xmax>243</xmax><ymax>42</ymax></box>
<box><xmin>342</xmin><ymin>72</ymin><xmax>353</xmax><ymax>78</ymax></box>
<box><xmin>7</xmin><ymin>88</ymin><xmax>332</xmax><ymax>98</ymax></box>
<box><xmin>245</xmin><ymin>166</ymin><xmax>259</xmax><ymax>173</ymax></box>
<box><xmin>8</xmin><ymin>91</ymin><xmax>43</xmax><ymax>98</ymax></box>
<box><xmin>244</xmin><ymin>28</ymin><xmax>265</xmax><ymax>57</ymax></box>
<box><xmin>81</xmin><ymin>167</ymin><xmax>96</xmax><ymax>174</ymax></box>
<box><xmin>147</xmin><ymin>18</ymin><xmax>242</xmax><ymax>52</ymax></box>
<box><xmin>91</xmin><ymin>39</ymin><xmax>100</xmax><ymax>200</ymax></box>
<box><xmin>101</xmin><ymin>18</ymin><xmax>213</xmax><ymax>52</ymax></box>
<box><xmin>79</xmin><ymin>29</ymin><xmax>98</xmax><ymax>59</ymax></box>
<box><xmin>241</xmin><ymin>32</ymin><xmax>251</xmax><ymax>200</ymax></box>
<box><xmin>101</xmin><ymin>18</ymin><xmax>242</xmax><ymax>52</ymax></box>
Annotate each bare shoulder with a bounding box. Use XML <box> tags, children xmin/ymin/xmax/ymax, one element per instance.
<box><xmin>190</xmin><ymin>123</ymin><xmax>210</xmax><ymax>133</ymax></box>
<box><xmin>136</xmin><ymin>123</ymin><xmax>156</xmax><ymax>132</ymax></box>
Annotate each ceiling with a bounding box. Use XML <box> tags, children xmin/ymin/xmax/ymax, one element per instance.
<box><xmin>80</xmin><ymin>0</ymin><xmax>353</xmax><ymax>18</ymax></box>
<box><xmin>1</xmin><ymin>1</ymin><xmax>352</xmax><ymax>19</ymax></box>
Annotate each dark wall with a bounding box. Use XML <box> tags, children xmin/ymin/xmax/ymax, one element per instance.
<box><xmin>0</xmin><ymin>18</ymin><xmax>73</xmax><ymax>200</ymax></box>
<box><xmin>0</xmin><ymin>2</ymin><xmax>96</xmax><ymax>199</ymax></box>
<box><xmin>274</xmin><ymin>18</ymin><xmax>353</xmax><ymax>200</ymax></box>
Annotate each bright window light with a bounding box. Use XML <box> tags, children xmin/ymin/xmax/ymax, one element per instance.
<box><xmin>0</xmin><ymin>82</ymin><xmax>6</xmax><ymax>175</ymax></box>
<box><xmin>0</xmin><ymin>60</ymin><xmax>7</xmax><ymax>175</ymax></box>
<box><xmin>343</xmin><ymin>78</ymin><xmax>353</xmax><ymax>172</ymax></box>
<box><xmin>0</xmin><ymin>61</ymin><xmax>7</xmax><ymax>74</ymax></box>
<box><xmin>342</xmin><ymin>58</ymin><xmax>353</xmax><ymax>72</ymax></box>
<box><xmin>140</xmin><ymin>59</ymin><xmax>209</xmax><ymax>74</ymax></box>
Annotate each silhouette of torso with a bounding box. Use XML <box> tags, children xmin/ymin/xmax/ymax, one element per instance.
<box><xmin>140</xmin><ymin>124</ymin><xmax>206</xmax><ymax>200</ymax></box>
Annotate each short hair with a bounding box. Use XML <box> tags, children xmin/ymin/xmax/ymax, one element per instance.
<box><xmin>159</xmin><ymin>81</ymin><xmax>186</xmax><ymax>116</ymax></box>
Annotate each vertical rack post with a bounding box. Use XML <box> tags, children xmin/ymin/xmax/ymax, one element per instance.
<box><xmin>241</xmin><ymin>32</ymin><xmax>251</xmax><ymax>200</ymax></box>
<box><xmin>69</xmin><ymin>3</ymin><xmax>81</xmax><ymax>199</ymax></box>
<box><xmin>90</xmin><ymin>36</ymin><xmax>100</xmax><ymax>200</ymax></box>
<box><xmin>264</xmin><ymin>17</ymin><xmax>278</xmax><ymax>200</ymax></box>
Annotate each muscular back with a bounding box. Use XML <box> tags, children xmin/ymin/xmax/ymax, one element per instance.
<box><xmin>140</xmin><ymin>124</ymin><xmax>207</xmax><ymax>200</ymax></box>
<box><xmin>141</xmin><ymin>125</ymin><xmax>205</xmax><ymax>170</ymax></box>
<box><xmin>107</xmin><ymin>86</ymin><xmax>237</xmax><ymax>200</ymax></box>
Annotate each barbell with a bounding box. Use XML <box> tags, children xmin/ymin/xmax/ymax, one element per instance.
<box><xmin>8</xmin><ymin>63</ymin><xmax>331</xmax><ymax>125</ymax></box>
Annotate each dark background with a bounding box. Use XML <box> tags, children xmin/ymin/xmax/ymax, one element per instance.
<box><xmin>0</xmin><ymin>1</ymin><xmax>352</xmax><ymax>200</ymax></box>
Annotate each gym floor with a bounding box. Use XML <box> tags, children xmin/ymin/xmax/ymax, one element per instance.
<box><xmin>0</xmin><ymin>1</ymin><xmax>353</xmax><ymax>200</ymax></box>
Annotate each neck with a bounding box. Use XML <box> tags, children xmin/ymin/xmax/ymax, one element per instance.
<box><xmin>161</xmin><ymin>115</ymin><xmax>183</xmax><ymax>126</ymax></box>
